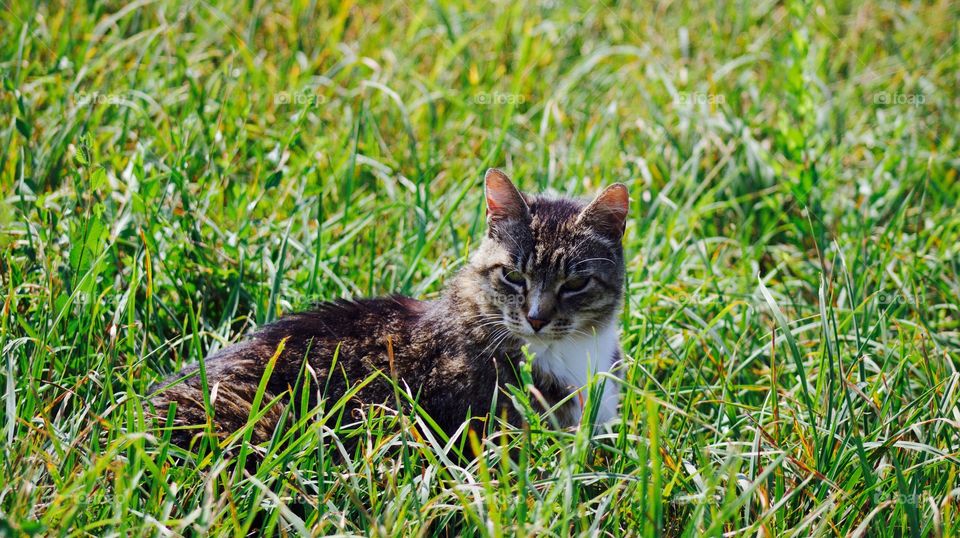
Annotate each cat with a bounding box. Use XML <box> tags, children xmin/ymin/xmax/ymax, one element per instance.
<box><xmin>149</xmin><ymin>169</ymin><xmax>629</xmax><ymax>447</ymax></box>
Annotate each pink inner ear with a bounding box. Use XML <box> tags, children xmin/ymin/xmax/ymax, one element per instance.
<box><xmin>581</xmin><ymin>184</ymin><xmax>629</xmax><ymax>235</ymax></box>
<box><xmin>485</xmin><ymin>169</ymin><xmax>527</xmax><ymax>221</ymax></box>
<box><xmin>598</xmin><ymin>184</ymin><xmax>629</xmax><ymax>216</ymax></box>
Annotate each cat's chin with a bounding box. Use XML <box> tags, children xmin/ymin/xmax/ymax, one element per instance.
<box><xmin>514</xmin><ymin>331</ymin><xmax>569</xmax><ymax>345</ymax></box>
<box><xmin>512</xmin><ymin>324</ymin><xmax>608</xmax><ymax>345</ymax></box>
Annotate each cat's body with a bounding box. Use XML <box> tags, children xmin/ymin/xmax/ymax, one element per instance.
<box><xmin>150</xmin><ymin>169</ymin><xmax>629</xmax><ymax>447</ymax></box>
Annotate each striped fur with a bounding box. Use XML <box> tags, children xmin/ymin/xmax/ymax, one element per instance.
<box><xmin>148</xmin><ymin>169</ymin><xmax>628</xmax><ymax>447</ymax></box>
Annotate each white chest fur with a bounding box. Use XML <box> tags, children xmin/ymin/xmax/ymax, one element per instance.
<box><xmin>524</xmin><ymin>323</ymin><xmax>621</xmax><ymax>425</ymax></box>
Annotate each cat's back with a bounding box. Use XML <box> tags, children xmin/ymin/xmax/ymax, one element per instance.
<box><xmin>261</xmin><ymin>296</ymin><xmax>425</xmax><ymax>341</ymax></box>
<box><xmin>252</xmin><ymin>295</ymin><xmax>435</xmax><ymax>382</ymax></box>
<box><xmin>251</xmin><ymin>295</ymin><xmax>424</xmax><ymax>358</ymax></box>
<box><xmin>150</xmin><ymin>296</ymin><xmax>434</xmax><ymax>444</ymax></box>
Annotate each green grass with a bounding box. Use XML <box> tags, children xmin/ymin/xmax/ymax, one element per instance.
<box><xmin>2</xmin><ymin>0</ymin><xmax>959</xmax><ymax>535</ymax></box>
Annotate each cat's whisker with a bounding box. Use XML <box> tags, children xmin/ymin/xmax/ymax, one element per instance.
<box><xmin>488</xmin><ymin>330</ymin><xmax>516</xmax><ymax>360</ymax></box>
<box><xmin>474</xmin><ymin>320</ymin><xmax>508</xmax><ymax>333</ymax></box>
<box><xmin>569</xmin><ymin>257</ymin><xmax>616</xmax><ymax>269</ymax></box>
<box><xmin>476</xmin><ymin>326</ymin><xmax>513</xmax><ymax>361</ymax></box>
<box><xmin>569</xmin><ymin>329</ymin><xmax>599</xmax><ymax>340</ymax></box>
<box><xmin>501</xmin><ymin>232</ymin><xmax>524</xmax><ymax>258</ymax></box>
<box><xmin>458</xmin><ymin>311</ymin><xmax>499</xmax><ymax>321</ymax></box>
<box><xmin>463</xmin><ymin>316</ymin><xmax>500</xmax><ymax>326</ymax></box>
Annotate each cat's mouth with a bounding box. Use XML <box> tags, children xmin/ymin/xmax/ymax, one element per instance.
<box><xmin>499</xmin><ymin>315</ymin><xmax>579</xmax><ymax>342</ymax></box>
<box><xmin>508</xmin><ymin>326</ymin><xmax>570</xmax><ymax>343</ymax></box>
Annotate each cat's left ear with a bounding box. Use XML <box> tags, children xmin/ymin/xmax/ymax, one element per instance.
<box><xmin>484</xmin><ymin>168</ymin><xmax>529</xmax><ymax>225</ymax></box>
<box><xmin>578</xmin><ymin>183</ymin><xmax>629</xmax><ymax>241</ymax></box>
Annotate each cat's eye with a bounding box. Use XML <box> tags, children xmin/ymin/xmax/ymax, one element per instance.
<box><xmin>560</xmin><ymin>276</ymin><xmax>590</xmax><ymax>293</ymax></box>
<box><xmin>502</xmin><ymin>268</ymin><xmax>526</xmax><ymax>286</ymax></box>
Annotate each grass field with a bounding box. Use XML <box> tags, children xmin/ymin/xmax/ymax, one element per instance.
<box><xmin>2</xmin><ymin>0</ymin><xmax>959</xmax><ymax>535</ymax></box>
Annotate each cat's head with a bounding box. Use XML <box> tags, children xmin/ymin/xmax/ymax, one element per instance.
<box><xmin>469</xmin><ymin>168</ymin><xmax>628</xmax><ymax>342</ymax></box>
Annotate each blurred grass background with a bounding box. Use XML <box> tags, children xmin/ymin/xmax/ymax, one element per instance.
<box><xmin>1</xmin><ymin>0</ymin><xmax>959</xmax><ymax>535</ymax></box>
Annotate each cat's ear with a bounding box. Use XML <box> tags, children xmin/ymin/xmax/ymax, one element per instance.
<box><xmin>578</xmin><ymin>183</ymin><xmax>629</xmax><ymax>240</ymax></box>
<box><xmin>484</xmin><ymin>168</ymin><xmax>529</xmax><ymax>224</ymax></box>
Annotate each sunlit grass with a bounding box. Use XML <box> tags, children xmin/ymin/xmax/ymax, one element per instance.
<box><xmin>1</xmin><ymin>0</ymin><xmax>958</xmax><ymax>535</ymax></box>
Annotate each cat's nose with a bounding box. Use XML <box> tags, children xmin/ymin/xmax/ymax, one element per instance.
<box><xmin>526</xmin><ymin>315</ymin><xmax>550</xmax><ymax>332</ymax></box>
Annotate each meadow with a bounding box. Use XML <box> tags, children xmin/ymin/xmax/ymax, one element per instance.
<box><xmin>1</xmin><ymin>0</ymin><xmax>959</xmax><ymax>535</ymax></box>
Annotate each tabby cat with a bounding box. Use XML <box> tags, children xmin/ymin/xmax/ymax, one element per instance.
<box><xmin>150</xmin><ymin>169</ymin><xmax>629</xmax><ymax>446</ymax></box>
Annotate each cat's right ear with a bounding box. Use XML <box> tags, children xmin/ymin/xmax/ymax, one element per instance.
<box><xmin>484</xmin><ymin>168</ymin><xmax>529</xmax><ymax>226</ymax></box>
